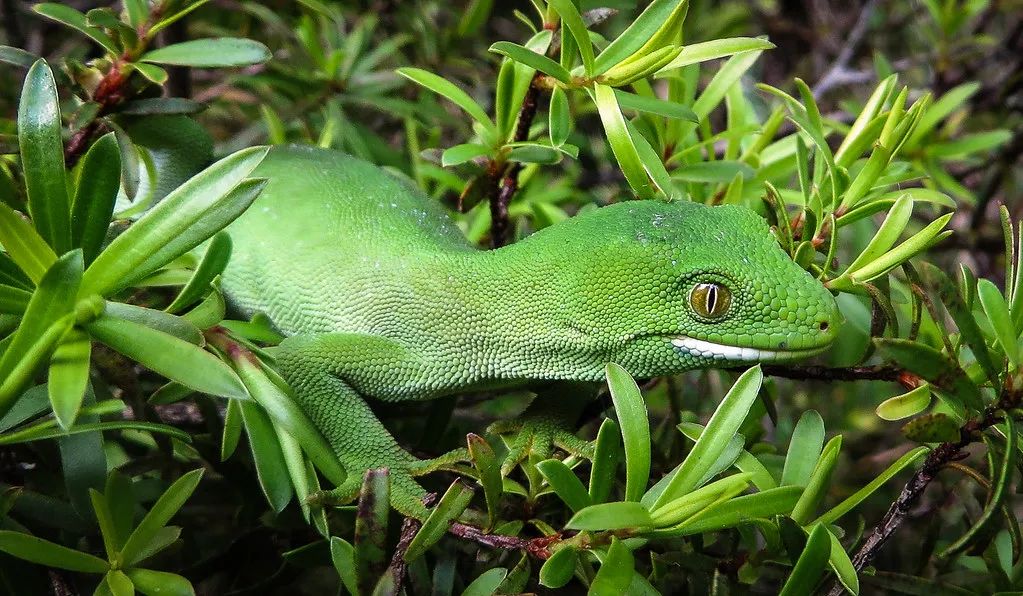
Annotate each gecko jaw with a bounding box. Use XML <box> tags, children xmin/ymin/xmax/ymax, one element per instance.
<box><xmin>670</xmin><ymin>336</ymin><xmax>830</xmax><ymax>363</ymax></box>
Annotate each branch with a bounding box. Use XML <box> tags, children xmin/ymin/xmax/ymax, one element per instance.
<box><xmin>448</xmin><ymin>521</ymin><xmax>560</xmax><ymax>559</ymax></box>
<box><xmin>488</xmin><ymin>74</ymin><xmax>541</xmax><ymax>248</ymax></box>
<box><xmin>812</xmin><ymin>0</ymin><xmax>879</xmax><ymax>99</ymax></box>
<box><xmin>827</xmin><ymin>391</ymin><xmax>1022</xmax><ymax>595</ymax></box>
<box><xmin>756</xmin><ymin>364</ymin><xmax>917</xmax><ymax>387</ymax></box>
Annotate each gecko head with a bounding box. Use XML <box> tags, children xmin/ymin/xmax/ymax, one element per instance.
<box><xmin>561</xmin><ymin>200</ymin><xmax>841</xmax><ymax>373</ymax></box>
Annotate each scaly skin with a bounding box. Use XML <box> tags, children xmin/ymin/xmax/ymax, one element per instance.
<box><xmin>221</xmin><ymin>146</ymin><xmax>841</xmax><ymax>515</ymax></box>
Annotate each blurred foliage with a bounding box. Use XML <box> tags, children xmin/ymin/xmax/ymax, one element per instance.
<box><xmin>0</xmin><ymin>0</ymin><xmax>1022</xmax><ymax>594</ymax></box>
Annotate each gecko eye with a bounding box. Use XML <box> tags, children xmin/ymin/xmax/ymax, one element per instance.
<box><xmin>689</xmin><ymin>283</ymin><xmax>732</xmax><ymax>320</ymax></box>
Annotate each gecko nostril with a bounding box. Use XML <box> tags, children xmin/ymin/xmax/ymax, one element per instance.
<box><xmin>819</xmin><ymin>321</ymin><xmax>829</xmax><ymax>332</ymax></box>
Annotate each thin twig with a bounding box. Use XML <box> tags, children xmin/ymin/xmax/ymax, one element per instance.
<box><xmin>827</xmin><ymin>390</ymin><xmax>1021</xmax><ymax>595</ymax></box>
<box><xmin>812</xmin><ymin>0</ymin><xmax>880</xmax><ymax>99</ymax></box>
<box><xmin>756</xmin><ymin>364</ymin><xmax>916</xmax><ymax>387</ymax></box>
<box><xmin>448</xmin><ymin>521</ymin><xmax>560</xmax><ymax>559</ymax></box>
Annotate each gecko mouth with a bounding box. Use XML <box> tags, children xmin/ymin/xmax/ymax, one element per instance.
<box><xmin>670</xmin><ymin>336</ymin><xmax>830</xmax><ymax>362</ymax></box>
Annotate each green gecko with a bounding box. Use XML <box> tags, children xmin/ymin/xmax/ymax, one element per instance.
<box><xmin>220</xmin><ymin>145</ymin><xmax>841</xmax><ymax>516</ymax></box>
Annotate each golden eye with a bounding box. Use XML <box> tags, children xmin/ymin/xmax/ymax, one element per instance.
<box><xmin>689</xmin><ymin>283</ymin><xmax>731</xmax><ymax>320</ymax></box>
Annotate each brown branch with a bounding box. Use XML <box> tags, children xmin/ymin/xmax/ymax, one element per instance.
<box><xmin>64</xmin><ymin>64</ymin><xmax>129</xmax><ymax>167</ymax></box>
<box><xmin>755</xmin><ymin>364</ymin><xmax>918</xmax><ymax>387</ymax></box>
<box><xmin>448</xmin><ymin>521</ymin><xmax>560</xmax><ymax>559</ymax></box>
<box><xmin>827</xmin><ymin>390</ymin><xmax>1022</xmax><ymax>596</ymax></box>
<box><xmin>488</xmin><ymin>74</ymin><xmax>542</xmax><ymax>248</ymax></box>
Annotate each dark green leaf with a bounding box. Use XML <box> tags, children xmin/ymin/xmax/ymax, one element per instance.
<box><xmin>166</xmin><ymin>233</ymin><xmax>232</xmax><ymax>313</ymax></box>
<box><xmin>614</xmin><ymin>89</ymin><xmax>698</xmax><ymax>122</ymax></box>
<box><xmin>330</xmin><ymin>537</ymin><xmax>358</xmax><ymax>596</ymax></box>
<box><xmin>238</xmin><ymin>400</ymin><xmax>293</xmax><ymax>512</ymax></box>
<box><xmin>71</xmin><ymin>133</ymin><xmax>120</xmax><ymax>265</ymax></box>
<box><xmin>590</xmin><ymin>537</ymin><xmax>634</xmax><ymax>596</ymax></box>
<box><xmin>47</xmin><ymin>328</ymin><xmax>91</xmax><ymax>430</ymax></box>
<box><xmin>874</xmin><ymin>339</ymin><xmax>982</xmax><ymax>418</ymax></box>
<box><xmin>902</xmin><ymin>413</ymin><xmax>960</xmax><ymax>443</ymax></box>
<box><xmin>460</xmin><ymin>567</ymin><xmax>507</xmax><ymax>596</ymax></box>
<box><xmin>18</xmin><ymin>60</ymin><xmax>71</xmax><ymax>253</ymax></box>
<box><xmin>405</xmin><ymin>480</ymin><xmax>474</xmax><ymax>561</ymax></box>
<box><xmin>779</xmin><ymin>524</ymin><xmax>831</xmax><ymax>596</ymax></box>
<box><xmin>537</xmin><ymin>458</ymin><xmax>592</xmax><ymax>512</ymax></box>
<box><xmin>490</xmin><ymin>41</ymin><xmax>571</xmax><ymax>83</ymax></box>
<box><xmin>467</xmin><ymin>433</ymin><xmax>502</xmax><ymax>528</ymax></box>
<box><xmin>120</xmin><ymin>469</ymin><xmax>204</xmax><ymax>566</ymax></box>
<box><xmin>356</xmin><ymin>469</ymin><xmax>390</xmax><ymax>590</ymax></box>
<box><xmin>119</xmin><ymin>98</ymin><xmax>207</xmax><ymax>116</ymax></box>
<box><xmin>539</xmin><ymin>546</ymin><xmax>577</xmax><ymax>588</ymax></box>
<box><xmin>32</xmin><ymin>4</ymin><xmax>118</xmax><ymax>53</ymax></box>
<box><xmin>589</xmin><ymin>418</ymin><xmax>621</xmax><ymax>503</ymax></box>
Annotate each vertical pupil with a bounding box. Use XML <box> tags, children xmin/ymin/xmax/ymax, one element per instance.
<box><xmin>706</xmin><ymin>285</ymin><xmax>717</xmax><ymax>314</ymax></box>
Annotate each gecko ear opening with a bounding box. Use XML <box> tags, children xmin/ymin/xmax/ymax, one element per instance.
<box><xmin>689</xmin><ymin>283</ymin><xmax>732</xmax><ymax>320</ymax></box>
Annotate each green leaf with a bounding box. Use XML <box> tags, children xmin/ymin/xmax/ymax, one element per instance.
<box><xmin>651</xmin><ymin>366</ymin><xmax>763</xmax><ymax>509</ymax></box>
<box><xmin>165</xmin><ymin>233</ymin><xmax>232</xmax><ymax>313</ymax></box>
<box><xmin>874</xmin><ymin>339</ymin><xmax>982</xmax><ymax>417</ymax></box>
<box><xmin>978</xmin><ymin>279</ymin><xmax>1018</xmax><ymax>365</ymax></box>
<box><xmin>460</xmin><ymin>567</ymin><xmax>508</xmax><ymax>596</ymax></box>
<box><xmin>396</xmin><ymin>68</ymin><xmax>496</xmax><ymax>135</ymax></box>
<box><xmin>537</xmin><ymin>458</ymin><xmax>592</xmax><ymax>512</ymax></box>
<box><xmin>0</xmin><ymin>284</ymin><xmax>31</xmax><ymax>314</ymax></box>
<box><xmin>593</xmin><ymin>84</ymin><xmax>654</xmax><ymax>198</ymax></box>
<box><xmin>547</xmin><ymin>0</ymin><xmax>594</xmax><ymax>74</ymax></box>
<box><xmin>566</xmin><ymin>500</ymin><xmax>653</xmax><ymax>531</ymax></box>
<box><xmin>32</xmin><ymin>4</ymin><xmax>118</xmax><ymax>53</ymax></box>
<box><xmin>649</xmin><ymin>473</ymin><xmax>753</xmax><ymax>526</ymax></box>
<box><xmin>928</xmin><ymin>130</ymin><xmax>1011</xmax><ymax>158</ymax></box>
<box><xmin>104</xmin><ymin>301</ymin><xmax>202</xmax><ymax>344</ymax></box>
<box><xmin>123</xmin><ymin>0</ymin><xmax>148</xmax><ymax>27</ymax></box>
<box><xmin>119</xmin><ymin>469</ymin><xmax>204</xmax><ymax>566</ymax></box>
<box><xmin>232</xmin><ymin>357</ymin><xmax>345</xmax><ymax>485</ymax></box>
<box><xmin>441</xmin><ymin>143</ymin><xmax>490</xmax><ymax>167</ymax></box>
<box><xmin>147</xmin><ymin>0</ymin><xmax>211</xmax><ymax>37</ymax></box>
<box><xmin>18</xmin><ymin>59</ymin><xmax>71</xmax><ymax>253</ymax></box>
<box><xmin>467</xmin><ymin>433</ymin><xmax>503</xmax><ymax>528</ymax></box>
<box><xmin>827</xmin><ymin>527</ymin><xmax>859</xmax><ymax>595</ymax></box>
<box><xmin>119</xmin><ymin>98</ymin><xmax>206</xmax><ymax>116</ymax></box>
<box><xmin>490</xmin><ymin>41</ymin><xmax>571</xmax><ymax>83</ymax></box>
<box><xmin>86</xmin><ymin>313</ymin><xmax>247</xmax><ymax>399</ymax></box>
<box><xmin>47</xmin><ymin>328</ymin><xmax>91</xmax><ymax>429</ymax></box>
<box><xmin>672</xmin><ymin>485</ymin><xmax>802</xmax><ymax>535</ymax></box>
<box><xmin>0</xmin><ymin>251</ymin><xmax>81</xmax><ymax>413</ymax></box>
<box><xmin>506</xmin><ymin>142</ymin><xmax>564</xmax><ymax>165</ymax></box>
<box><xmin>81</xmin><ymin>146</ymin><xmax>268</xmax><ymax>296</ymax></box>
<box><xmin>0</xmin><ymin>203</ymin><xmax>58</xmax><ymax>284</ymax></box>
<box><xmin>659</xmin><ymin>37</ymin><xmax>775</xmax><ymax>72</ymax></box>
<box><xmin>590</xmin><ymin>537</ymin><xmax>634</xmax><ymax>596</ymax></box>
<box><xmin>549</xmin><ymin>87</ymin><xmax>571</xmax><ymax>147</ymax></box>
<box><xmin>112</xmin><ymin>124</ymin><xmax>141</xmax><ymax>201</ymax></box>
<box><xmin>813</xmin><ymin>446</ymin><xmax>927</xmax><ymax>526</ymax></box>
<box><xmin>0</xmin><ymin>530</ymin><xmax>108</xmax><ymax>573</ymax></box>
<box><xmin>130</xmin><ymin>62</ymin><xmax>169</xmax><ymax>85</ymax></box>
<box><xmin>0</xmin><ymin>45</ymin><xmax>39</xmax><ymax>69</ymax></box>
<box><xmin>589</xmin><ymin>418</ymin><xmax>621</xmax><ymax>503</ymax></box>
<box><xmin>140</xmin><ymin>38</ymin><xmax>272</xmax><ymax>67</ymax></box>
<box><xmin>791</xmin><ymin>436</ymin><xmax>842</xmax><ymax>525</ymax></box>
<box><xmin>405</xmin><ymin>480</ymin><xmax>475</xmax><ymax>561</ymax></box>
<box><xmin>781</xmin><ymin>410</ymin><xmax>825</xmax><ymax>487</ymax></box>
<box><xmin>902</xmin><ymin>413</ymin><xmax>960</xmax><ymax>443</ymax></box>
<box><xmin>126</xmin><ymin>569</ymin><xmax>195</xmax><ymax>596</ymax></box>
<box><xmin>614</xmin><ymin>89</ymin><xmax>697</xmax><ymax>122</ymax></box>
<box><xmin>330</xmin><ymin>537</ymin><xmax>358</xmax><ymax>596</ymax></box>
<box><xmin>238</xmin><ymin>400</ymin><xmax>293</xmax><ymax>512</ymax></box>
<box><xmin>779</xmin><ymin>524</ymin><xmax>831</xmax><ymax>596</ymax></box>
<box><xmin>106</xmin><ymin>570</ymin><xmax>134</xmax><ymax>596</ymax></box>
<box><xmin>844</xmin><ymin>195</ymin><xmax>914</xmax><ymax>273</ymax></box>
<box><xmin>220</xmin><ymin>398</ymin><xmax>242</xmax><ymax>461</ymax></box>
<box><xmin>876</xmin><ymin>385</ymin><xmax>932</xmax><ymax>421</ymax></box>
<box><xmin>592</xmin><ymin>0</ymin><xmax>688</xmax><ymax>75</ymax></box>
<box><xmin>539</xmin><ymin>546</ymin><xmax>577</xmax><ymax>588</ymax></box>
<box><xmin>605</xmin><ymin>363</ymin><xmax>650</xmax><ymax>502</ymax></box>
<box><xmin>71</xmin><ymin>133</ymin><xmax>120</xmax><ymax>265</ymax></box>
<box><xmin>692</xmin><ymin>50</ymin><xmax>763</xmax><ymax>122</ymax></box>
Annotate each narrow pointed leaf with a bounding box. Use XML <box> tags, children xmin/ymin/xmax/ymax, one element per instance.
<box><xmin>0</xmin><ymin>530</ymin><xmax>109</xmax><ymax>572</ymax></box>
<box><xmin>71</xmin><ymin>133</ymin><xmax>120</xmax><ymax>265</ymax></box>
<box><xmin>140</xmin><ymin>38</ymin><xmax>271</xmax><ymax>67</ymax></box>
<box><xmin>120</xmin><ymin>469</ymin><xmax>204</xmax><ymax>566</ymax></box>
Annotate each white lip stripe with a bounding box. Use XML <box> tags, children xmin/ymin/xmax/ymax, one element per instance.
<box><xmin>670</xmin><ymin>336</ymin><xmax>823</xmax><ymax>362</ymax></box>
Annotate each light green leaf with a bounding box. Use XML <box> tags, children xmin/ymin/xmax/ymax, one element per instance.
<box><xmin>460</xmin><ymin>567</ymin><xmax>508</xmax><ymax>596</ymax></box>
<box><xmin>791</xmin><ymin>435</ymin><xmax>842</xmax><ymax>524</ymax></box>
<box><xmin>490</xmin><ymin>41</ymin><xmax>570</xmax><ymax>83</ymax></box>
<box><xmin>876</xmin><ymin>385</ymin><xmax>932</xmax><ymax>421</ymax></box>
<box><xmin>86</xmin><ymin>313</ymin><xmax>247</xmax><ymax>399</ymax></box>
<box><xmin>566</xmin><ymin>501</ymin><xmax>653</xmax><ymax>531</ymax></box>
<box><xmin>547</xmin><ymin>0</ymin><xmax>594</xmax><ymax>74</ymax></box>
<box><xmin>48</xmin><ymin>328</ymin><xmax>91</xmax><ymax>429</ymax></box>
<box><xmin>549</xmin><ymin>87</ymin><xmax>571</xmax><ymax>147</ymax></box>
<box><xmin>165</xmin><ymin>233</ymin><xmax>232</xmax><ymax>314</ymax></box>
<box><xmin>781</xmin><ymin>410</ymin><xmax>825</xmax><ymax>487</ymax></box>
<box><xmin>589</xmin><ymin>418</ymin><xmax>621</xmax><ymax>503</ymax></box>
<box><xmin>396</xmin><ymin>68</ymin><xmax>496</xmax><ymax>135</ymax></box>
<box><xmin>827</xmin><ymin>528</ymin><xmax>859</xmax><ymax>595</ymax></box>
<box><xmin>593</xmin><ymin>84</ymin><xmax>653</xmax><ymax>198</ymax></box>
<box><xmin>239</xmin><ymin>400</ymin><xmax>293</xmax><ymax>512</ymax></box>
<box><xmin>614</xmin><ymin>89</ymin><xmax>697</xmax><ymax>122</ymax></box>
<box><xmin>441</xmin><ymin>143</ymin><xmax>490</xmax><ymax>167</ymax></box>
<box><xmin>0</xmin><ymin>202</ymin><xmax>58</xmax><ymax>283</ymax></box>
<box><xmin>658</xmin><ymin>37</ymin><xmax>775</xmax><ymax>72</ymax></box>
<box><xmin>330</xmin><ymin>537</ymin><xmax>358</xmax><ymax>596</ymax></box>
<box><xmin>592</xmin><ymin>0</ymin><xmax>689</xmax><ymax>76</ymax></box>
<box><xmin>651</xmin><ymin>366</ymin><xmax>763</xmax><ymax>509</ymax></box>
<box><xmin>978</xmin><ymin>279</ymin><xmax>1018</xmax><ymax>365</ymax></box>
<box><xmin>140</xmin><ymin>38</ymin><xmax>272</xmax><ymax>67</ymax></box>
<box><xmin>672</xmin><ymin>485</ymin><xmax>801</xmax><ymax>535</ymax></box>
<box><xmin>539</xmin><ymin>546</ymin><xmax>577</xmax><ymax>588</ymax></box>
<box><xmin>605</xmin><ymin>363</ymin><xmax>650</xmax><ymax>502</ymax></box>
<box><xmin>590</xmin><ymin>537</ymin><xmax>634</xmax><ymax>596</ymax></box>
<box><xmin>72</xmin><ymin>133</ymin><xmax>120</xmax><ymax>265</ymax></box>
